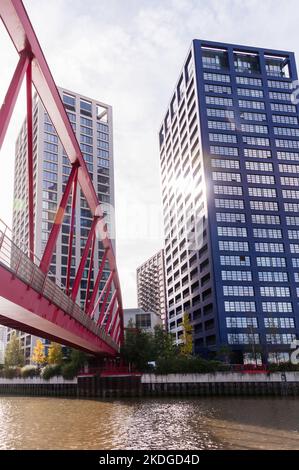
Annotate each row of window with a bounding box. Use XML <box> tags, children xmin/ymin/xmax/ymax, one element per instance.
<box><xmin>226</xmin><ymin>317</ymin><xmax>295</xmax><ymax>329</ymax></box>
<box><xmin>228</xmin><ymin>333</ymin><xmax>296</xmax><ymax>345</ymax></box>
<box><xmin>225</xmin><ymin>301</ymin><xmax>293</xmax><ymax>313</ymax></box>
<box><xmin>223</xmin><ymin>286</ymin><xmax>290</xmax><ymax>297</ymax></box>
<box><xmin>204</xmin><ymin>71</ymin><xmax>291</xmax><ymax>90</ymax></box>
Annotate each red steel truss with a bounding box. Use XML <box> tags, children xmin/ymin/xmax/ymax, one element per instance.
<box><xmin>0</xmin><ymin>0</ymin><xmax>124</xmax><ymax>352</ymax></box>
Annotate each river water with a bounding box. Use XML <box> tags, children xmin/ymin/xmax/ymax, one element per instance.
<box><xmin>0</xmin><ymin>396</ymin><xmax>299</xmax><ymax>450</ymax></box>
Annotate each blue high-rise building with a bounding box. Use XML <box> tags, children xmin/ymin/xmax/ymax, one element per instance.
<box><xmin>159</xmin><ymin>40</ymin><xmax>299</xmax><ymax>365</ymax></box>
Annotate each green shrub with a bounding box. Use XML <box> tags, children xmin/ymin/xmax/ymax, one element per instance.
<box><xmin>21</xmin><ymin>365</ymin><xmax>39</xmax><ymax>378</ymax></box>
<box><xmin>61</xmin><ymin>363</ymin><xmax>78</xmax><ymax>380</ymax></box>
<box><xmin>3</xmin><ymin>367</ymin><xmax>21</xmax><ymax>379</ymax></box>
<box><xmin>267</xmin><ymin>362</ymin><xmax>299</xmax><ymax>372</ymax></box>
<box><xmin>155</xmin><ymin>356</ymin><xmax>230</xmax><ymax>375</ymax></box>
<box><xmin>41</xmin><ymin>364</ymin><xmax>61</xmax><ymax>380</ymax></box>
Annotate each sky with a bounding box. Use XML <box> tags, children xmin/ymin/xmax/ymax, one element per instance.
<box><xmin>1</xmin><ymin>0</ymin><xmax>299</xmax><ymax>308</ymax></box>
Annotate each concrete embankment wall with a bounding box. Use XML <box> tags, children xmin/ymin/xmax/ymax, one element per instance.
<box><xmin>1</xmin><ymin>372</ymin><xmax>299</xmax><ymax>397</ymax></box>
<box><xmin>141</xmin><ymin>372</ymin><xmax>299</xmax><ymax>397</ymax></box>
<box><xmin>0</xmin><ymin>377</ymin><xmax>77</xmax><ymax>397</ymax></box>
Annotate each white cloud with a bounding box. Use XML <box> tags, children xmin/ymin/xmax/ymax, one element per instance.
<box><xmin>1</xmin><ymin>0</ymin><xmax>299</xmax><ymax>307</ymax></box>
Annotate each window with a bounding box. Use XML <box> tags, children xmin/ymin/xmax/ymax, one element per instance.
<box><xmin>255</xmin><ymin>242</ymin><xmax>284</xmax><ymax>253</ymax></box>
<box><xmin>228</xmin><ymin>334</ymin><xmax>260</xmax><ymax>345</ymax></box>
<box><xmin>208</xmin><ymin>120</ymin><xmax>236</xmax><ymax>131</ymax></box>
<box><xmin>247</xmin><ymin>174</ymin><xmax>275</xmax><ymax>184</ymax></box>
<box><xmin>245</xmin><ymin>161</ymin><xmax>273</xmax><ymax>171</ymax></box>
<box><xmin>256</xmin><ymin>257</ymin><xmax>286</xmax><ymax>267</ymax></box>
<box><xmin>290</xmin><ymin>244</ymin><xmax>299</xmax><ymax>253</ymax></box>
<box><xmin>239</xmin><ymin>100</ymin><xmax>265</xmax><ymax>110</ymax></box>
<box><xmin>243</xmin><ymin>136</ymin><xmax>270</xmax><ymax>146</ymax></box>
<box><xmin>234</xmin><ymin>52</ymin><xmax>260</xmax><ymax>74</ymax></box>
<box><xmin>279</xmin><ymin>164</ymin><xmax>299</xmax><ymax>174</ymax></box>
<box><xmin>274</xmin><ymin>127</ymin><xmax>299</xmax><ymax>137</ymax></box>
<box><xmin>225</xmin><ymin>301</ymin><xmax>256</xmax><ymax>312</ymax></box>
<box><xmin>273</xmin><ymin>115</ymin><xmax>298</xmax><ymax>125</ymax></box>
<box><xmin>226</xmin><ymin>317</ymin><xmax>257</xmax><ymax>328</ymax></box>
<box><xmin>211</xmin><ymin>159</ymin><xmax>240</xmax><ymax>169</ymax></box>
<box><xmin>216</xmin><ymin>212</ymin><xmax>245</xmax><ymax>223</ymax></box>
<box><xmin>265</xmin><ymin>55</ymin><xmax>290</xmax><ymax>78</ymax></box>
<box><xmin>271</xmin><ymin>103</ymin><xmax>296</xmax><ymax>113</ymax></box>
<box><xmin>202</xmin><ymin>47</ymin><xmax>228</xmax><ymax>70</ymax></box>
<box><xmin>240</xmin><ymin>112</ymin><xmax>267</xmax><ymax>122</ymax></box>
<box><xmin>220</xmin><ymin>255</ymin><xmax>250</xmax><ymax>266</ymax></box>
<box><xmin>207</xmin><ymin>108</ymin><xmax>235</xmax><ymax>119</ymax></box>
<box><xmin>223</xmin><ymin>285</ymin><xmax>254</xmax><ymax>296</ymax></box>
<box><xmin>252</xmin><ymin>214</ymin><xmax>280</xmax><ymax>224</ymax></box>
<box><xmin>250</xmin><ymin>201</ymin><xmax>278</xmax><ymax>211</ymax></box>
<box><xmin>210</xmin><ymin>146</ymin><xmax>238</xmax><ymax>156</ymax></box>
<box><xmin>258</xmin><ymin>272</ymin><xmax>288</xmax><ymax>282</ymax></box>
<box><xmin>205</xmin><ymin>84</ymin><xmax>232</xmax><ymax>94</ymax></box>
<box><xmin>265</xmin><ymin>317</ymin><xmax>295</xmax><ymax>329</ymax></box>
<box><xmin>268</xmin><ymin>352</ymin><xmax>290</xmax><ymax>363</ymax></box>
<box><xmin>214</xmin><ymin>185</ymin><xmax>243</xmax><ymax>196</ymax></box>
<box><xmin>269</xmin><ymin>91</ymin><xmax>292</xmax><ymax>101</ymax></box>
<box><xmin>236</xmin><ymin>76</ymin><xmax>262</xmax><ymax>86</ymax></box>
<box><xmin>80</xmin><ymin>99</ymin><xmax>92</xmax><ymax>117</ymax></box>
<box><xmin>268</xmin><ymin>80</ymin><xmax>291</xmax><ymax>90</ymax></box>
<box><xmin>253</xmin><ymin>228</ymin><xmax>282</xmax><ymax>238</ymax></box>
<box><xmin>237</xmin><ymin>88</ymin><xmax>263</xmax><ymax>98</ymax></box>
<box><xmin>204</xmin><ymin>72</ymin><xmax>230</xmax><ymax>82</ymax></box>
<box><xmin>217</xmin><ymin>226</ymin><xmax>247</xmax><ymax>237</ymax></box>
<box><xmin>248</xmin><ymin>188</ymin><xmax>276</xmax><ymax>198</ymax></box>
<box><xmin>215</xmin><ymin>199</ymin><xmax>244</xmax><ymax>209</ymax></box>
<box><xmin>244</xmin><ymin>148</ymin><xmax>272</xmax><ymax>159</ymax></box>
<box><xmin>260</xmin><ymin>286</ymin><xmax>290</xmax><ymax>297</ymax></box>
<box><xmin>206</xmin><ymin>96</ymin><xmax>233</xmax><ymax>107</ymax></box>
<box><xmin>63</xmin><ymin>93</ymin><xmax>75</xmax><ymax>110</ymax></box>
<box><xmin>282</xmin><ymin>177</ymin><xmax>299</xmax><ymax>186</ymax></box>
<box><xmin>282</xmin><ymin>189</ymin><xmax>299</xmax><ymax>199</ymax></box>
<box><xmin>241</xmin><ymin>124</ymin><xmax>268</xmax><ymax>134</ymax></box>
<box><xmin>285</xmin><ymin>202</ymin><xmax>299</xmax><ymax>212</ymax></box>
<box><xmin>222</xmin><ymin>271</ymin><xmax>252</xmax><ymax>281</ymax></box>
<box><xmin>212</xmin><ymin>172</ymin><xmax>241</xmax><ymax>182</ymax></box>
<box><xmin>266</xmin><ymin>334</ymin><xmax>296</xmax><ymax>345</ymax></box>
<box><xmin>219</xmin><ymin>241</ymin><xmax>248</xmax><ymax>251</ymax></box>
<box><xmin>262</xmin><ymin>302</ymin><xmax>292</xmax><ymax>313</ymax></box>
<box><xmin>209</xmin><ymin>133</ymin><xmax>237</xmax><ymax>143</ymax></box>
<box><xmin>286</xmin><ymin>216</ymin><xmax>299</xmax><ymax>226</ymax></box>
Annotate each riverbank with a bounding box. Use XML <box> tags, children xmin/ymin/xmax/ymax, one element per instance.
<box><xmin>0</xmin><ymin>371</ymin><xmax>299</xmax><ymax>397</ymax></box>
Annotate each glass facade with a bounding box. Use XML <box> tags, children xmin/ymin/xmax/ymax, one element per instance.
<box><xmin>159</xmin><ymin>40</ymin><xmax>299</xmax><ymax>364</ymax></box>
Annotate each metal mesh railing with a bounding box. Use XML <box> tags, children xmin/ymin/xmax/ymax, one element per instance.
<box><xmin>0</xmin><ymin>220</ymin><xmax>118</xmax><ymax>351</ymax></box>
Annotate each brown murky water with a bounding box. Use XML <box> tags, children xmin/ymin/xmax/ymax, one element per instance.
<box><xmin>0</xmin><ymin>396</ymin><xmax>299</xmax><ymax>450</ymax></box>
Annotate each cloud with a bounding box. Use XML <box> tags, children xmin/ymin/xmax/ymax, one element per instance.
<box><xmin>1</xmin><ymin>0</ymin><xmax>299</xmax><ymax>307</ymax></box>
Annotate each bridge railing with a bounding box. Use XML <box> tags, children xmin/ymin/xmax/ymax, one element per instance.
<box><xmin>0</xmin><ymin>222</ymin><xmax>118</xmax><ymax>351</ymax></box>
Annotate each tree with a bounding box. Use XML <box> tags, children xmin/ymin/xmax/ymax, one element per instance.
<box><xmin>31</xmin><ymin>339</ymin><xmax>46</xmax><ymax>366</ymax></box>
<box><xmin>5</xmin><ymin>333</ymin><xmax>24</xmax><ymax>367</ymax></box>
<box><xmin>121</xmin><ymin>320</ymin><xmax>154</xmax><ymax>371</ymax></box>
<box><xmin>180</xmin><ymin>312</ymin><xmax>193</xmax><ymax>356</ymax></box>
<box><xmin>47</xmin><ymin>342</ymin><xmax>63</xmax><ymax>365</ymax></box>
<box><xmin>153</xmin><ymin>325</ymin><xmax>176</xmax><ymax>359</ymax></box>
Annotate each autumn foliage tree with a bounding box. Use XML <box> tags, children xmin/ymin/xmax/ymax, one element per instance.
<box><xmin>180</xmin><ymin>312</ymin><xmax>193</xmax><ymax>356</ymax></box>
<box><xmin>5</xmin><ymin>333</ymin><xmax>24</xmax><ymax>367</ymax></box>
<box><xmin>31</xmin><ymin>339</ymin><xmax>46</xmax><ymax>367</ymax></box>
<box><xmin>47</xmin><ymin>342</ymin><xmax>63</xmax><ymax>365</ymax></box>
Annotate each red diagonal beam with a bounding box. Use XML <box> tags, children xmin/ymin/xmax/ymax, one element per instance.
<box><xmin>105</xmin><ymin>291</ymin><xmax>117</xmax><ymax>333</ymax></box>
<box><xmin>84</xmin><ymin>234</ymin><xmax>95</xmax><ymax>311</ymax></box>
<box><xmin>110</xmin><ymin>306</ymin><xmax>120</xmax><ymax>339</ymax></box>
<box><xmin>26</xmin><ymin>58</ymin><xmax>34</xmax><ymax>260</ymax></box>
<box><xmin>71</xmin><ymin>217</ymin><xmax>98</xmax><ymax>301</ymax></box>
<box><xmin>93</xmin><ymin>271</ymin><xmax>113</xmax><ymax>322</ymax></box>
<box><xmin>87</xmin><ymin>249</ymin><xmax>108</xmax><ymax>315</ymax></box>
<box><xmin>66</xmin><ymin>166</ymin><xmax>78</xmax><ymax>294</ymax></box>
<box><xmin>39</xmin><ymin>165</ymin><xmax>78</xmax><ymax>273</ymax></box>
<box><xmin>0</xmin><ymin>49</ymin><xmax>29</xmax><ymax>149</ymax></box>
<box><xmin>97</xmin><ymin>273</ymin><xmax>114</xmax><ymax>326</ymax></box>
